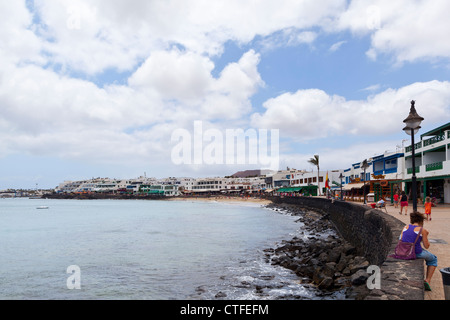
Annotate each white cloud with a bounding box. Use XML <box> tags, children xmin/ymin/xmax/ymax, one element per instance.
<box><xmin>2</xmin><ymin>0</ymin><xmax>450</xmax><ymax>185</ymax></box>
<box><xmin>251</xmin><ymin>81</ymin><xmax>450</xmax><ymax>141</ymax></box>
<box><xmin>361</xmin><ymin>84</ymin><xmax>381</xmax><ymax>92</ymax></box>
<box><xmin>0</xmin><ymin>1</ymin><xmax>45</xmax><ymax>66</ymax></box>
<box><xmin>25</xmin><ymin>0</ymin><xmax>348</xmax><ymax>75</ymax></box>
<box><xmin>329</xmin><ymin>41</ymin><xmax>347</xmax><ymax>52</ymax></box>
<box><xmin>0</xmin><ymin>47</ymin><xmax>264</xmax><ymax>165</ymax></box>
<box><xmin>337</xmin><ymin>0</ymin><xmax>450</xmax><ymax>64</ymax></box>
<box><xmin>258</xmin><ymin>29</ymin><xmax>318</xmax><ymax>52</ymax></box>
<box><xmin>128</xmin><ymin>49</ymin><xmax>264</xmax><ymax>121</ymax></box>
<box><xmin>128</xmin><ymin>49</ymin><xmax>215</xmax><ymax>103</ymax></box>
<box><xmin>5</xmin><ymin>0</ymin><xmax>450</xmax><ymax>77</ymax></box>
<box><xmin>279</xmin><ymin>139</ymin><xmax>403</xmax><ymax>172</ymax></box>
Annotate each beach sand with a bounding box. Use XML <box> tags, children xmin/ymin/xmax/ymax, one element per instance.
<box><xmin>167</xmin><ymin>196</ymin><xmax>272</xmax><ymax>206</ymax></box>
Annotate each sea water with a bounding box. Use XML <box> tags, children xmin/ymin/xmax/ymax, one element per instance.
<box><xmin>0</xmin><ymin>198</ymin><xmax>324</xmax><ymax>300</ymax></box>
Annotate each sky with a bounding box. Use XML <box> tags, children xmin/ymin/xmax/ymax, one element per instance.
<box><xmin>1</xmin><ymin>0</ymin><xmax>450</xmax><ymax>189</ymax></box>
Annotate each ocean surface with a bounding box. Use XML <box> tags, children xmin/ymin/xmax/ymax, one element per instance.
<box><xmin>0</xmin><ymin>198</ymin><xmax>339</xmax><ymax>300</ymax></box>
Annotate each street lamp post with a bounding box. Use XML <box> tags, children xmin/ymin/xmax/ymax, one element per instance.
<box><xmin>339</xmin><ymin>173</ymin><xmax>343</xmax><ymax>201</ymax></box>
<box><xmin>361</xmin><ymin>159</ymin><xmax>369</xmax><ymax>204</ymax></box>
<box><xmin>403</xmin><ymin>100</ymin><xmax>424</xmax><ymax>214</ymax></box>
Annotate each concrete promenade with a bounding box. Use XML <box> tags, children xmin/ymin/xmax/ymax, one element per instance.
<box><xmin>362</xmin><ymin>200</ymin><xmax>449</xmax><ymax>300</ymax></box>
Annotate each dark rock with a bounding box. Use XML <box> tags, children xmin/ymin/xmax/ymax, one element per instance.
<box><xmin>263</xmin><ymin>201</ymin><xmax>374</xmax><ymax>298</ymax></box>
<box><xmin>313</xmin><ymin>268</ymin><xmax>326</xmax><ymax>285</ymax></box>
<box><xmin>342</xmin><ymin>267</ymin><xmax>352</xmax><ymax>276</ymax></box>
<box><xmin>318</xmin><ymin>252</ymin><xmax>329</xmax><ymax>263</ymax></box>
<box><xmin>350</xmin><ymin>260</ymin><xmax>370</xmax><ymax>274</ymax></box>
<box><xmin>265</xmin><ymin>197</ymin><xmax>425</xmax><ymax>301</ymax></box>
<box><xmin>323</xmin><ymin>262</ymin><xmax>337</xmax><ymax>278</ymax></box>
<box><xmin>318</xmin><ymin>277</ymin><xmax>334</xmax><ymax>290</ymax></box>
<box><xmin>334</xmin><ymin>276</ymin><xmax>351</xmax><ymax>288</ymax></box>
<box><xmin>343</xmin><ymin>244</ymin><xmax>357</xmax><ymax>255</ymax></box>
<box><xmin>296</xmin><ymin>264</ymin><xmax>315</xmax><ymax>278</ymax></box>
<box><xmin>351</xmin><ymin>269</ymin><xmax>369</xmax><ymax>286</ymax></box>
<box><xmin>259</xmin><ymin>275</ymin><xmax>275</xmax><ymax>281</ymax></box>
<box><xmin>215</xmin><ymin>291</ymin><xmax>227</xmax><ymax>298</ymax></box>
<box><xmin>195</xmin><ymin>286</ymin><xmax>206</xmax><ymax>293</ymax></box>
<box><xmin>346</xmin><ymin>285</ymin><xmax>371</xmax><ymax>300</ymax></box>
<box><xmin>327</xmin><ymin>250</ymin><xmax>341</xmax><ymax>263</ymax></box>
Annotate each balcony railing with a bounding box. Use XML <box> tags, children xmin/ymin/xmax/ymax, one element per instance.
<box><xmin>425</xmin><ymin>162</ymin><xmax>443</xmax><ymax>172</ymax></box>
<box><xmin>405</xmin><ymin>141</ymin><xmax>422</xmax><ymax>153</ymax></box>
<box><xmin>407</xmin><ymin>167</ymin><xmax>420</xmax><ymax>174</ymax></box>
<box><xmin>423</xmin><ymin>133</ymin><xmax>446</xmax><ymax>147</ymax></box>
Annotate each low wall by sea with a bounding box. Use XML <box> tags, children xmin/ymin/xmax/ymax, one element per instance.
<box><xmin>269</xmin><ymin>196</ymin><xmax>425</xmax><ymax>300</ymax></box>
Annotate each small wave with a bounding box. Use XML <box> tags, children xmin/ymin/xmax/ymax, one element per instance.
<box><xmin>195</xmin><ymin>256</ymin><xmax>321</xmax><ymax>300</ymax></box>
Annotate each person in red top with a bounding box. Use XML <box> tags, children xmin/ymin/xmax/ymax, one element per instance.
<box><xmin>424</xmin><ymin>196</ymin><xmax>432</xmax><ymax>221</ymax></box>
<box><xmin>393</xmin><ymin>191</ymin><xmax>399</xmax><ymax>209</ymax></box>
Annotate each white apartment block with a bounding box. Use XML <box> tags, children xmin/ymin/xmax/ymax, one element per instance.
<box><xmin>403</xmin><ymin>122</ymin><xmax>450</xmax><ymax>203</ymax></box>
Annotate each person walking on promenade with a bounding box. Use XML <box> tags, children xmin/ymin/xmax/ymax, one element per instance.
<box><xmin>399</xmin><ymin>211</ymin><xmax>438</xmax><ymax>291</ymax></box>
<box><xmin>424</xmin><ymin>196</ymin><xmax>432</xmax><ymax>221</ymax></box>
<box><xmin>399</xmin><ymin>191</ymin><xmax>408</xmax><ymax>215</ymax></box>
<box><xmin>393</xmin><ymin>191</ymin><xmax>399</xmax><ymax>209</ymax></box>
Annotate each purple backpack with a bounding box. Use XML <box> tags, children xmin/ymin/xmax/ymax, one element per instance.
<box><xmin>390</xmin><ymin>227</ymin><xmax>422</xmax><ymax>260</ymax></box>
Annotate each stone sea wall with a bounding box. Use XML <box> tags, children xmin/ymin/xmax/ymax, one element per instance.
<box><xmin>268</xmin><ymin>196</ymin><xmax>425</xmax><ymax>300</ymax></box>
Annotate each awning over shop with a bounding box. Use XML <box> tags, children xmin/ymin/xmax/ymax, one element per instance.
<box><xmin>342</xmin><ymin>183</ymin><xmax>365</xmax><ymax>190</ymax></box>
<box><xmin>147</xmin><ymin>190</ymin><xmax>165</xmax><ymax>194</ymax></box>
<box><xmin>276</xmin><ymin>187</ymin><xmax>301</xmax><ymax>193</ymax></box>
<box><xmin>276</xmin><ymin>186</ymin><xmax>318</xmax><ymax>193</ymax></box>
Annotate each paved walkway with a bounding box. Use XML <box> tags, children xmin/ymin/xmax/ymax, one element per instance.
<box><xmin>365</xmin><ymin>201</ymin><xmax>449</xmax><ymax>300</ymax></box>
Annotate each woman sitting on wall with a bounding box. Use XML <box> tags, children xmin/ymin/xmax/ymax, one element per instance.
<box><xmin>399</xmin><ymin>211</ymin><xmax>438</xmax><ymax>291</ymax></box>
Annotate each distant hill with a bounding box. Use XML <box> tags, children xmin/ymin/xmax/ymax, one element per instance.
<box><xmin>230</xmin><ymin>170</ymin><xmax>261</xmax><ymax>178</ymax></box>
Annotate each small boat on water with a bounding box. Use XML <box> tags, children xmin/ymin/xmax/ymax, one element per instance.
<box><xmin>36</xmin><ymin>206</ymin><xmax>49</xmax><ymax>210</ymax></box>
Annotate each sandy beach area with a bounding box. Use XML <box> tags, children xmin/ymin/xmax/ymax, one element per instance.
<box><xmin>167</xmin><ymin>196</ymin><xmax>272</xmax><ymax>206</ymax></box>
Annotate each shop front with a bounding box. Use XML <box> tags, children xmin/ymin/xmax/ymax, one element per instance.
<box><xmin>404</xmin><ymin>175</ymin><xmax>450</xmax><ymax>204</ymax></box>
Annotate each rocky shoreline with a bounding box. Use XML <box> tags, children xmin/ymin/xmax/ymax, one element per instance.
<box><xmin>263</xmin><ymin>202</ymin><xmax>371</xmax><ymax>300</ymax></box>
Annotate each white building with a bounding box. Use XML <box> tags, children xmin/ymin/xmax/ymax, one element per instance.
<box><xmin>340</xmin><ymin>151</ymin><xmax>405</xmax><ymax>202</ymax></box>
<box><xmin>138</xmin><ymin>184</ymin><xmax>181</xmax><ymax>196</ymax></box>
<box><xmin>403</xmin><ymin>122</ymin><xmax>450</xmax><ymax>203</ymax></box>
<box><xmin>191</xmin><ymin>177</ymin><xmax>227</xmax><ymax>193</ymax></box>
<box><xmin>268</xmin><ymin>169</ymin><xmax>332</xmax><ymax>194</ymax></box>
